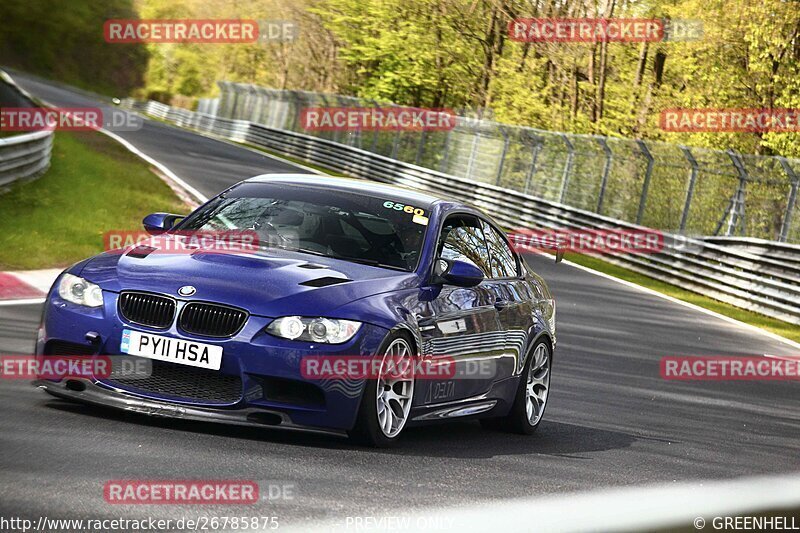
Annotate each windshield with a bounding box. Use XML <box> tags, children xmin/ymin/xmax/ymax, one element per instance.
<box><xmin>179</xmin><ymin>182</ymin><xmax>430</xmax><ymax>271</ymax></box>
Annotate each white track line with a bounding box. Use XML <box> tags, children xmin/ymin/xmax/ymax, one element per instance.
<box><xmin>298</xmin><ymin>472</ymin><xmax>800</xmax><ymax>533</ymax></box>
<box><xmin>97</xmin><ymin>128</ymin><xmax>208</xmax><ymax>204</ymax></box>
<box><xmin>14</xmin><ymin>73</ymin><xmax>210</xmax><ymax>204</ymax></box>
<box><xmin>0</xmin><ymin>298</ymin><xmax>46</xmax><ymax>307</ymax></box>
<box><xmin>764</xmin><ymin>353</ymin><xmax>800</xmax><ymax>361</ymax></box>
<box><xmin>553</xmin><ymin>253</ymin><xmax>800</xmax><ymax>350</ymax></box>
<box><xmin>9</xmin><ymin>268</ymin><xmax>62</xmax><ymax>293</ymax></box>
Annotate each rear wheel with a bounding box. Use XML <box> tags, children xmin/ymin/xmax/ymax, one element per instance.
<box><xmin>349</xmin><ymin>333</ymin><xmax>415</xmax><ymax>447</ymax></box>
<box><xmin>480</xmin><ymin>339</ymin><xmax>551</xmax><ymax>434</ymax></box>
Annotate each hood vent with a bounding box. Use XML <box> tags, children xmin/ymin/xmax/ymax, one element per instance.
<box><xmin>298</xmin><ymin>263</ymin><xmax>327</xmax><ymax>269</ymax></box>
<box><xmin>127</xmin><ymin>245</ymin><xmax>157</xmax><ymax>259</ymax></box>
<box><xmin>300</xmin><ymin>276</ymin><xmax>351</xmax><ymax>288</ymax></box>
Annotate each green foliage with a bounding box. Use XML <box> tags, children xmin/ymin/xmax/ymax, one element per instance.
<box><xmin>0</xmin><ymin>0</ymin><xmax>148</xmax><ymax>95</ymax></box>
<box><xmin>1</xmin><ymin>0</ymin><xmax>797</xmax><ymax>158</ymax></box>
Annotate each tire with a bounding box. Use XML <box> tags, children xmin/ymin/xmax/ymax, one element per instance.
<box><xmin>348</xmin><ymin>332</ymin><xmax>416</xmax><ymax>447</ymax></box>
<box><xmin>480</xmin><ymin>338</ymin><xmax>552</xmax><ymax>435</ymax></box>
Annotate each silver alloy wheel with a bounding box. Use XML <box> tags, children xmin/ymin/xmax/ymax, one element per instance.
<box><xmin>376</xmin><ymin>338</ymin><xmax>415</xmax><ymax>438</ymax></box>
<box><xmin>525</xmin><ymin>343</ymin><xmax>551</xmax><ymax>426</ymax></box>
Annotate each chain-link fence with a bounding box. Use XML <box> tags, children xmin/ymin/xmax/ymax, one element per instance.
<box><xmin>200</xmin><ymin>82</ymin><xmax>800</xmax><ymax>244</ymax></box>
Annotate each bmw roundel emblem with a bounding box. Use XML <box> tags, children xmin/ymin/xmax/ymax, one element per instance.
<box><xmin>178</xmin><ymin>286</ymin><xmax>196</xmax><ymax>297</ymax></box>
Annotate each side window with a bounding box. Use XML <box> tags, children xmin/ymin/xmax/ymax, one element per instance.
<box><xmin>481</xmin><ymin>220</ymin><xmax>519</xmax><ymax>278</ymax></box>
<box><xmin>437</xmin><ymin>215</ymin><xmax>491</xmax><ymax>277</ymax></box>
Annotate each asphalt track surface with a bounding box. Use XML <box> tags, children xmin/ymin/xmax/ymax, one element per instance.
<box><xmin>1</xmin><ymin>72</ymin><xmax>798</xmax><ymax>529</ymax></box>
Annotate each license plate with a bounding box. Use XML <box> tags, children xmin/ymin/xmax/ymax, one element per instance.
<box><xmin>120</xmin><ymin>329</ymin><xmax>222</xmax><ymax>371</ymax></box>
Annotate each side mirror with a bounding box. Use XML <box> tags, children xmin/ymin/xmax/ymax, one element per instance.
<box><xmin>143</xmin><ymin>212</ymin><xmax>184</xmax><ymax>234</ymax></box>
<box><xmin>433</xmin><ymin>258</ymin><xmax>484</xmax><ymax>287</ymax></box>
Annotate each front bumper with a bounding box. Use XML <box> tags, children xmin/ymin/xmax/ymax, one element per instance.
<box><xmin>34</xmin><ymin>378</ymin><xmax>344</xmax><ymax>436</ymax></box>
<box><xmin>37</xmin><ymin>290</ymin><xmax>390</xmax><ymax>432</ymax></box>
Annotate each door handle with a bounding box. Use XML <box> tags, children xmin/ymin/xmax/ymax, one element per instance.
<box><xmin>494</xmin><ymin>300</ymin><xmax>511</xmax><ymax>310</ymax></box>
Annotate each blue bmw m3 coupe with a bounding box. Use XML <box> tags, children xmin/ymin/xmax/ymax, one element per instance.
<box><xmin>35</xmin><ymin>174</ymin><xmax>556</xmax><ymax>446</ymax></box>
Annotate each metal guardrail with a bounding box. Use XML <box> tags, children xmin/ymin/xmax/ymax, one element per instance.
<box><xmin>209</xmin><ymin>82</ymin><xmax>800</xmax><ymax>244</ymax></box>
<box><xmin>0</xmin><ymin>130</ymin><xmax>54</xmax><ymax>188</ymax></box>
<box><xmin>700</xmin><ymin>237</ymin><xmax>800</xmax><ymax>269</ymax></box>
<box><xmin>0</xmin><ymin>70</ymin><xmax>54</xmax><ymax>189</ymax></box>
<box><xmin>123</xmin><ymin>99</ymin><xmax>800</xmax><ymax>325</ymax></box>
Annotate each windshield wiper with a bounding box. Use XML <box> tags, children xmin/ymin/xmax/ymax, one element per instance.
<box><xmin>287</xmin><ymin>247</ymin><xmax>409</xmax><ymax>271</ymax></box>
<box><xmin>328</xmin><ymin>255</ymin><xmax>409</xmax><ymax>271</ymax></box>
<box><xmin>292</xmin><ymin>247</ymin><xmax>327</xmax><ymax>257</ymax></box>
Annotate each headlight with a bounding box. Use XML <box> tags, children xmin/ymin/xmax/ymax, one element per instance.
<box><xmin>266</xmin><ymin>316</ymin><xmax>361</xmax><ymax>344</ymax></box>
<box><xmin>58</xmin><ymin>273</ymin><xmax>104</xmax><ymax>307</ymax></box>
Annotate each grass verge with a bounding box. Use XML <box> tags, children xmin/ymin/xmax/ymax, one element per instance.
<box><xmin>0</xmin><ymin>130</ymin><xmax>187</xmax><ymax>270</ymax></box>
<box><xmin>564</xmin><ymin>252</ymin><xmax>800</xmax><ymax>344</ymax></box>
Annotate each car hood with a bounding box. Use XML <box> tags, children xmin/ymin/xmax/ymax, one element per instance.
<box><xmin>78</xmin><ymin>249</ymin><xmax>419</xmax><ymax>318</ymax></box>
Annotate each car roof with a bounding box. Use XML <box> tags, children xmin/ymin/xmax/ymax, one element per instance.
<box><xmin>244</xmin><ymin>173</ymin><xmax>444</xmax><ymax>209</ymax></box>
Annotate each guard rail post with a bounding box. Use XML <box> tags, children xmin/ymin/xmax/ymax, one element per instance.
<box><xmin>679</xmin><ymin>146</ymin><xmax>699</xmax><ymax>232</ymax></box>
<box><xmin>635</xmin><ymin>139</ymin><xmax>654</xmax><ymax>224</ymax></box>
<box><xmin>778</xmin><ymin>157</ymin><xmax>798</xmax><ymax>243</ymax></box>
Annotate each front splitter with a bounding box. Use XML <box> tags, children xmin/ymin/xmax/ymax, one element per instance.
<box><xmin>33</xmin><ymin>378</ymin><xmax>345</xmax><ymax>437</ymax></box>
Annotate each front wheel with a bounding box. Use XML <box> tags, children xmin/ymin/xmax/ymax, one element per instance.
<box><xmin>480</xmin><ymin>338</ymin><xmax>551</xmax><ymax>435</ymax></box>
<box><xmin>348</xmin><ymin>333</ymin><xmax>416</xmax><ymax>447</ymax></box>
